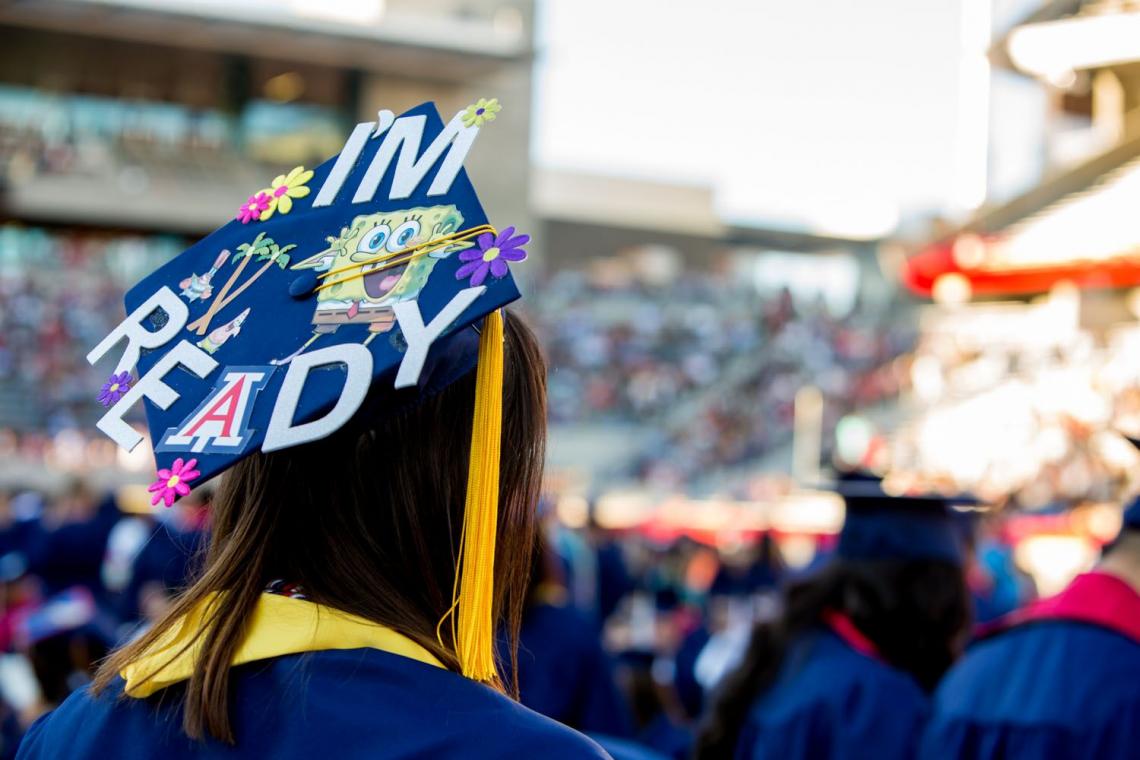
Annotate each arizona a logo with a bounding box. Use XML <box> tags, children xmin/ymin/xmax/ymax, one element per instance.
<box><xmin>158</xmin><ymin>367</ymin><xmax>271</xmax><ymax>454</ymax></box>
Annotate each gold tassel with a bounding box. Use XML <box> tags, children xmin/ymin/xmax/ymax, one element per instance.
<box><xmin>448</xmin><ymin>309</ymin><xmax>504</xmax><ymax>681</ymax></box>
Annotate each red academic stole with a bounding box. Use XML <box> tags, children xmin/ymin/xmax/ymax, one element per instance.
<box><xmin>822</xmin><ymin>609</ymin><xmax>882</xmax><ymax>661</ymax></box>
<box><xmin>982</xmin><ymin>571</ymin><xmax>1140</xmax><ymax>645</ymax></box>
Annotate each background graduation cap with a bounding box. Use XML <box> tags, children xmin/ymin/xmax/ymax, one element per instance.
<box><xmin>830</xmin><ymin>471</ymin><xmax>977</xmax><ymax>565</ymax></box>
<box><xmin>86</xmin><ymin>98</ymin><xmax>524</xmax><ymax>683</ymax></box>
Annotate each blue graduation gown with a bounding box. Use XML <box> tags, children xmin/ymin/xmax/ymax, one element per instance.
<box><xmin>595</xmin><ymin>542</ymin><xmax>632</xmax><ymax>624</ymax></box>
<box><xmin>24</xmin><ymin>497</ymin><xmax>119</xmax><ymax>598</ymax></box>
<box><xmin>0</xmin><ymin>515</ymin><xmax>39</xmax><ymax>562</ymax></box>
<box><xmin>516</xmin><ymin>601</ymin><xmax>635</xmax><ymax>738</ymax></box>
<box><xmin>635</xmin><ymin>714</ymin><xmax>692</xmax><ymax>760</ymax></box>
<box><xmin>17</xmin><ymin>648</ymin><xmax>609</xmax><ymax>759</ymax></box>
<box><xmin>119</xmin><ymin>524</ymin><xmax>206</xmax><ymax>621</ymax></box>
<box><xmin>673</xmin><ymin>624</ymin><xmax>711</xmax><ymax>719</ymax></box>
<box><xmin>921</xmin><ymin>572</ymin><xmax>1140</xmax><ymax>760</ymax></box>
<box><xmin>736</xmin><ymin>627</ymin><xmax>929</xmax><ymax>760</ymax></box>
<box><xmin>592</xmin><ymin>734</ymin><xmax>670</xmax><ymax>760</ymax></box>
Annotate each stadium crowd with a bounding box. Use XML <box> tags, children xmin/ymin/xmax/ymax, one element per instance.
<box><xmin>533</xmin><ymin>269</ymin><xmax>912</xmax><ymax>485</ymax></box>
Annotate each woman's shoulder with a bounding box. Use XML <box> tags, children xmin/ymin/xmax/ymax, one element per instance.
<box><xmin>287</xmin><ymin>648</ymin><xmax>610</xmax><ymax>757</ymax></box>
<box><xmin>798</xmin><ymin>629</ymin><xmax>923</xmax><ymax>686</ymax></box>
<box><xmin>739</xmin><ymin>632</ymin><xmax>929</xmax><ymax>758</ymax></box>
<box><xmin>19</xmin><ymin>651</ymin><xmax>611</xmax><ymax>759</ymax></box>
<box><xmin>468</xmin><ymin>689</ymin><xmax>612</xmax><ymax>758</ymax></box>
<box><xmin>761</xmin><ymin>630</ymin><xmax>927</xmax><ymax>717</ymax></box>
<box><xmin>18</xmin><ymin>682</ymin><xmax>176</xmax><ymax>760</ymax></box>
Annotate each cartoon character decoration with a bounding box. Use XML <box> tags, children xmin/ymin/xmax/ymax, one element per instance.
<box><xmin>179</xmin><ymin>250</ymin><xmax>230</xmax><ymax>303</ymax></box>
<box><xmin>275</xmin><ymin>204</ymin><xmax>469</xmax><ymax>363</ymax></box>
<box><xmin>196</xmin><ymin>307</ymin><xmax>250</xmax><ymax>354</ymax></box>
<box><xmin>187</xmin><ymin>233</ymin><xmax>295</xmax><ymax>336</ymax></box>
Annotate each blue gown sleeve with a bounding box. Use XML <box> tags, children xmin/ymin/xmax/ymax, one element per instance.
<box><xmin>740</xmin><ymin>676</ymin><xmax>929</xmax><ymax>760</ymax></box>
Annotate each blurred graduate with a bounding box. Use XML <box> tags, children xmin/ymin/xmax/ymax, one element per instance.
<box><xmin>694</xmin><ymin>473</ymin><xmax>972</xmax><ymax>760</ymax></box>
<box><xmin>110</xmin><ymin>485</ymin><xmax>211</xmax><ymax>627</ymax></box>
<box><xmin>920</xmin><ymin>438</ymin><xmax>1140</xmax><ymax>760</ymax></box>
<box><xmin>513</xmin><ymin>531</ymin><xmax>635</xmax><ymax>739</ymax></box>
<box><xmin>18</xmin><ymin>99</ymin><xmax>606</xmax><ymax>758</ymax></box>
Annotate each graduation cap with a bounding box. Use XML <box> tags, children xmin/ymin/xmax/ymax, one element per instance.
<box><xmin>831</xmin><ymin>471</ymin><xmax>975</xmax><ymax>565</ymax></box>
<box><xmin>85</xmin><ymin>98</ymin><xmax>523</xmax><ymax>683</ymax></box>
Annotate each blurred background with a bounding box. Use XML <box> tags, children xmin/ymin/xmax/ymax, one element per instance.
<box><xmin>1</xmin><ymin>0</ymin><xmax>1140</xmax><ymax>754</ymax></box>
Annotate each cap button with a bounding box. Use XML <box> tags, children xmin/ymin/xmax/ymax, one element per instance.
<box><xmin>289</xmin><ymin>272</ymin><xmax>319</xmax><ymax>299</ymax></box>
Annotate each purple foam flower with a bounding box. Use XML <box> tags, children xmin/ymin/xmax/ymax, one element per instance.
<box><xmin>237</xmin><ymin>192</ymin><xmax>271</xmax><ymax>224</ymax></box>
<box><xmin>455</xmin><ymin>225</ymin><xmax>529</xmax><ymax>287</ymax></box>
<box><xmin>147</xmin><ymin>457</ymin><xmax>200</xmax><ymax>508</ymax></box>
<box><xmin>97</xmin><ymin>371</ymin><xmax>132</xmax><ymax>407</ymax></box>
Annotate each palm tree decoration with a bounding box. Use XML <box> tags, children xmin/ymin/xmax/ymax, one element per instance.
<box><xmin>187</xmin><ymin>232</ymin><xmax>297</xmax><ymax>335</ymax></box>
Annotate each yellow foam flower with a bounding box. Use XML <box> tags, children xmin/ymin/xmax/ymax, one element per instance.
<box><xmin>461</xmin><ymin>98</ymin><xmax>501</xmax><ymax>129</ymax></box>
<box><xmin>259</xmin><ymin>166</ymin><xmax>314</xmax><ymax>221</ymax></box>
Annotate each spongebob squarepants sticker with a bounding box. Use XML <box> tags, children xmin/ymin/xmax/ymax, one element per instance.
<box><xmin>273</xmin><ymin>204</ymin><xmax>468</xmax><ymax>364</ymax></box>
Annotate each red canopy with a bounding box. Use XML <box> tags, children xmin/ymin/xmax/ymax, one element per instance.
<box><xmin>903</xmin><ymin>238</ymin><xmax>1140</xmax><ymax>298</ymax></box>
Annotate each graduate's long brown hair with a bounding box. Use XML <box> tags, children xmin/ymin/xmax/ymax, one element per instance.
<box><xmin>94</xmin><ymin>310</ymin><xmax>547</xmax><ymax>744</ymax></box>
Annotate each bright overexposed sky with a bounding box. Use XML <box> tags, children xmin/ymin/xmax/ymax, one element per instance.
<box><xmin>534</xmin><ymin>0</ymin><xmax>993</xmax><ymax>237</ymax></box>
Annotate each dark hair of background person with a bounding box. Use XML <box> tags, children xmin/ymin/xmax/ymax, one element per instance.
<box><xmin>694</xmin><ymin>558</ymin><xmax>971</xmax><ymax>759</ymax></box>
<box><xmin>93</xmin><ymin>310</ymin><xmax>548</xmax><ymax>744</ymax></box>
<box><xmin>30</xmin><ymin>633</ymin><xmax>110</xmax><ymax>706</ymax></box>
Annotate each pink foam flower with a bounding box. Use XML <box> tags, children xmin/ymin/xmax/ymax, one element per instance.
<box><xmin>237</xmin><ymin>192</ymin><xmax>271</xmax><ymax>224</ymax></box>
<box><xmin>147</xmin><ymin>457</ymin><xmax>200</xmax><ymax>508</ymax></box>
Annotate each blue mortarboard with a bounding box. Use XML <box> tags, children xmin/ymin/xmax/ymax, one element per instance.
<box><xmin>85</xmin><ymin>98</ymin><xmax>522</xmax><ymax>682</ymax></box>
<box><xmin>831</xmin><ymin>471</ymin><xmax>974</xmax><ymax>565</ymax></box>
